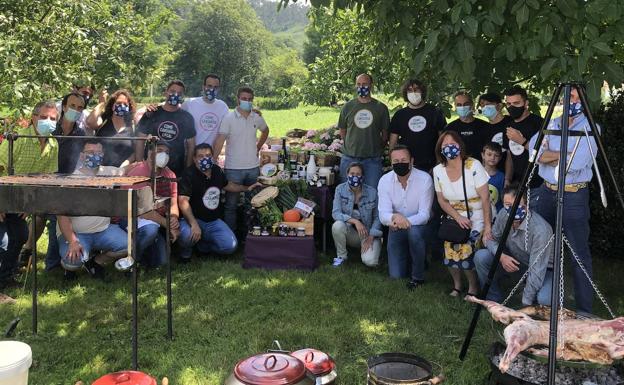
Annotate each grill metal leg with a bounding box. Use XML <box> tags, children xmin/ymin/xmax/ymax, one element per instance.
<box><xmin>166</xmin><ymin>199</ymin><xmax>172</xmax><ymax>340</ymax></box>
<box><xmin>31</xmin><ymin>215</ymin><xmax>37</xmax><ymax>334</ymax></box>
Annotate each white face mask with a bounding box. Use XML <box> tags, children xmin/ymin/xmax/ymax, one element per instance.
<box><xmin>407</xmin><ymin>92</ymin><xmax>422</xmax><ymax>106</ymax></box>
<box><xmin>155</xmin><ymin>152</ymin><xmax>169</xmax><ymax>168</ymax></box>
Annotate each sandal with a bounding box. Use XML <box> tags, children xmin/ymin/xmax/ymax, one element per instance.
<box><xmin>449</xmin><ymin>288</ymin><xmax>462</xmax><ymax>297</ymax></box>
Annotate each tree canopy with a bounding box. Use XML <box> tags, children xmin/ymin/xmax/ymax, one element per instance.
<box><xmin>282</xmin><ymin>0</ymin><xmax>624</xmax><ymax>108</ymax></box>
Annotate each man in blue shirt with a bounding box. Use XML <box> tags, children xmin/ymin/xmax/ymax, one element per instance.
<box><xmin>529</xmin><ymin>86</ymin><xmax>597</xmax><ymax>314</ymax></box>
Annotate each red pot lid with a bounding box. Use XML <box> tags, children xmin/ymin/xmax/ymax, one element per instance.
<box><xmin>234</xmin><ymin>353</ymin><xmax>307</xmax><ymax>385</ymax></box>
<box><xmin>92</xmin><ymin>371</ymin><xmax>157</xmax><ymax>385</ymax></box>
<box><xmin>290</xmin><ymin>349</ymin><xmax>335</xmax><ymax>376</ymax></box>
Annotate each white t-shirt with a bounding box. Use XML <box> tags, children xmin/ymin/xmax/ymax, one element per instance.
<box><xmin>181</xmin><ymin>97</ymin><xmax>229</xmax><ymax>146</ymax></box>
<box><xmin>433</xmin><ymin>158</ymin><xmax>490</xmax><ymax>232</ymax></box>
<box><xmin>218</xmin><ymin>109</ymin><xmax>268</xmax><ymax>170</ymax></box>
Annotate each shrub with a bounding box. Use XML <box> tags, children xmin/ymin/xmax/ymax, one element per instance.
<box><xmin>590</xmin><ymin>90</ymin><xmax>624</xmax><ymax>258</ymax></box>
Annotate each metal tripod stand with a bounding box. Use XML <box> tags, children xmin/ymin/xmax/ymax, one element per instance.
<box><xmin>458</xmin><ymin>82</ymin><xmax>624</xmax><ymax>385</ymax></box>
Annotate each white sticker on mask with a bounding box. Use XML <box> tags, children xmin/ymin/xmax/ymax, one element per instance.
<box><xmin>509</xmin><ymin>140</ymin><xmax>525</xmax><ymax>156</ymax></box>
<box><xmin>408</xmin><ymin>116</ymin><xmax>427</xmax><ymax>132</ymax></box>
<box><xmin>354</xmin><ymin>109</ymin><xmax>373</xmax><ymax>129</ymax></box>
<box><xmin>202</xmin><ymin>186</ymin><xmax>221</xmax><ymax>210</ymax></box>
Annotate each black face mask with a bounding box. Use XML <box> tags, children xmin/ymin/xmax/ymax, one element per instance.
<box><xmin>507</xmin><ymin>105</ymin><xmax>525</xmax><ymax>120</ymax></box>
<box><xmin>393</xmin><ymin>162</ymin><xmax>411</xmax><ymax>177</ymax></box>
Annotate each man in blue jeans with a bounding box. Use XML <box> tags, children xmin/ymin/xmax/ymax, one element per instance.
<box><xmin>338</xmin><ymin>73</ymin><xmax>389</xmax><ymax>188</ymax></box>
<box><xmin>212</xmin><ymin>86</ymin><xmax>269</xmax><ymax>232</ymax></box>
<box><xmin>474</xmin><ymin>184</ymin><xmax>553</xmax><ymax>306</ymax></box>
<box><xmin>178</xmin><ymin>144</ymin><xmax>260</xmax><ymax>260</ymax></box>
<box><xmin>528</xmin><ymin>86</ymin><xmax>597</xmax><ymax>314</ymax></box>
<box><xmin>377</xmin><ymin>145</ymin><xmax>433</xmax><ymax>289</ymax></box>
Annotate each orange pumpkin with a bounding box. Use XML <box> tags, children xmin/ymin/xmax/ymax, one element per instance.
<box><xmin>283</xmin><ymin>209</ymin><xmax>301</xmax><ymax>222</ymax></box>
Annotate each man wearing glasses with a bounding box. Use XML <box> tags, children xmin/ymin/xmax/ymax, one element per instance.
<box><xmin>182</xmin><ymin>74</ymin><xmax>229</xmax><ymax>147</ymax></box>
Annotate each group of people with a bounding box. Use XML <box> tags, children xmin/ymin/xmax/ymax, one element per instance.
<box><xmin>0</xmin><ymin>72</ymin><xmax>598</xmax><ymax>313</ymax></box>
<box><xmin>0</xmin><ymin>75</ymin><xmax>264</xmax><ymax>287</ymax></box>
<box><xmin>330</xmin><ymin>74</ymin><xmax>597</xmax><ymax>313</ymax></box>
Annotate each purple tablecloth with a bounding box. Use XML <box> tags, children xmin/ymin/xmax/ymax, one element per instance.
<box><xmin>243</xmin><ymin>235</ymin><xmax>317</xmax><ymax>271</ymax></box>
<box><xmin>308</xmin><ymin>185</ymin><xmax>335</xmax><ymax>221</ymax></box>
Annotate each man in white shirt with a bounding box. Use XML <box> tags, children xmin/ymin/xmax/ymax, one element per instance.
<box><xmin>212</xmin><ymin>86</ymin><xmax>269</xmax><ymax>231</ymax></box>
<box><xmin>378</xmin><ymin>144</ymin><xmax>434</xmax><ymax>289</ymax></box>
<box><xmin>57</xmin><ymin>139</ymin><xmax>128</xmax><ymax>278</ymax></box>
<box><xmin>181</xmin><ymin>74</ymin><xmax>229</xmax><ymax>147</ymax></box>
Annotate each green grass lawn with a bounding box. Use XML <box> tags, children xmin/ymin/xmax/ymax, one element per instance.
<box><xmin>261</xmin><ymin>106</ymin><xmax>340</xmax><ymax>138</ymax></box>
<box><xmin>2</xmin><ymin>233</ymin><xmax>624</xmax><ymax>385</ymax></box>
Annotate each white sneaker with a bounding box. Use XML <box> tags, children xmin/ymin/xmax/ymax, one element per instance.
<box><xmin>332</xmin><ymin>257</ymin><xmax>345</xmax><ymax>267</ymax></box>
<box><xmin>114</xmin><ymin>256</ymin><xmax>135</xmax><ymax>272</ymax></box>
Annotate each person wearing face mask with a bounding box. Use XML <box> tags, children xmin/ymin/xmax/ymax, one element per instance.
<box><xmin>123</xmin><ymin>141</ymin><xmax>180</xmax><ymax>268</ymax></box>
<box><xmin>331</xmin><ymin>162</ymin><xmax>383</xmax><ymax>267</ymax></box>
<box><xmin>181</xmin><ymin>74</ymin><xmax>229</xmax><ymax>147</ymax></box>
<box><xmin>445</xmin><ymin>91</ymin><xmax>490</xmax><ymax>162</ymax></box>
<box><xmin>136</xmin><ymin>80</ymin><xmax>196</xmax><ymax>177</ymax></box>
<box><xmin>478</xmin><ymin>92</ymin><xmax>512</xmax><ymax>173</ymax></box>
<box><xmin>474</xmin><ymin>184</ymin><xmax>554</xmax><ymax>306</ymax></box>
<box><xmin>502</xmin><ymin>86</ymin><xmax>544</xmax><ymax>190</ymax></box>
<box><xmin>56</xmin><ymin>139</ymin><xmax>130</xmax><ymax>278</ymax></box>
<box><xmin>433</xmin><ymin>131</ymin><xmax>492</xmax><ymax>298</ymax></box>
<box><xmin>212</xmin><ymin>86</ymin><xmax>269</xmax><ymax>232</ymax></box>
<box><xmin>55</xmin><ymin>82</ymin><xmax>95</xmax><ymax>132</ymax></box>
<box><xmin>527</xmin><ymin>86</ymin><xmax>597</xmax><ymax>314</ymax></box>
<box><xmin>177</xmin><ymin>144</ymin><xmax>260</xmax><ymax>261</ymax></box>
<box><xmin>0</xmin><ymin>100</ymin><xmax>60</xmax><ymax>280</ymax></box>
<box><xmin>389</xmin><ymin>79</ymin><xmax>446</xmax><ymax>173</ymax></box>
<box><xmin>89</xmin><ymin>89</ymin><xmax>138</xmax><ymax>167</ymax></box>
<box><xmin>337</xmin><ymin>73</ymin><xmax>389</xmax><ymax>189</ymax></box>
<box><xmin>378</xmin><ymin>145</ymin><xmax>434</xmax><ymax>289</ymax></box>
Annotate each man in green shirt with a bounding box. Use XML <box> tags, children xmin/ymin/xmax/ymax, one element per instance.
<box><xmin>0</xmin><ymin>100</ymin><xmax>60</xmax><ymax>263</ymax></box>
<box><xmin>338</xmin><ymin>73</ymin><xmax>389</xmax><ymax>188</ymax></box>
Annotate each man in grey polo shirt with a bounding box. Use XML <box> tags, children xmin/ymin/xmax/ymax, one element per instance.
<box><xmin>474</xmin><ymin>183</ymin><xmax>553</xmax><ymax>306</ymax></box>
<box><xmin>212</xmin><ymin>86</ymin><xmax>269</xmax><ymax>231</ymax></box>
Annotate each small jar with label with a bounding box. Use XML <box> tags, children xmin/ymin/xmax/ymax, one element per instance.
<box><xmin>296</xmin><ymin>227</ymin><xmax>306</xmax><ymax>237</ymax></box>
<box><xmin>252</xmin><ymin>226</ymin><xmax>261</xmax><ymax>236</ymax></box>
<box><xmin>288</xmin><ymin>227</ymin><xmax>297</xmax><ymax>237</ymax></box>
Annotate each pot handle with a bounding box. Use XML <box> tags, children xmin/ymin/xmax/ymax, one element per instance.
<box><xmin>304</xmin><ymin>351</ymin><xmax>315</xmax><ymax>363</ymax></box>
<box><xmin>264</xmin><ymin>354</ymin><xmax>278</xmax><ymax>370</ymax></box>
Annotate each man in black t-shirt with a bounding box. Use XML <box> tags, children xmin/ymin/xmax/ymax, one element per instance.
<box><xmin>503</xmin><ymin>86</ymin><xmax>543</xmax><ymax>190</ymax></box>
<box><xmin>389</xmin><ymin>79</ymin><xmax>446</xmax><ymax>172</ymax></box>
<box><xmin>478</xmin><ymin>92</ymin><xmax>513</xmax><ymax>173</ymax></box>
<box><xmin>135</xmin><ymin>79</ymin><xmax>196</xmax><ymax>176</ymax></box>
<box><xmin>445</xmin><ymin>91</ymin><xmax>489</xmax><ymax>162</ymax></box>
<box><xmin>177</xmin><ymin>143</ymin><xmax>260</xmax><ymax>260</ymax></box>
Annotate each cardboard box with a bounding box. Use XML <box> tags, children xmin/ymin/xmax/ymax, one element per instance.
<box><xmin>276</xmin><ymin>214</ymin><xmax>314</xmax><ymax>236</ymax></box>
<box><xmin>260</xmin><ymin>150</ymin><xmax>279</xmax><ymax>166</ymax></box>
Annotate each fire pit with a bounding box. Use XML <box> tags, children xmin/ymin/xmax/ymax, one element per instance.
<box><xmin>487</xmin><ymin>342</ymin><xmax>624</xmax><ymax>385</ymax></box>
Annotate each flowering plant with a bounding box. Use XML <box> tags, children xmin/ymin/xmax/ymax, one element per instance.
<box><xmin>298</xmin><ymin>126</ymin><xmax>343</xmax><ymax>154</ymax></box>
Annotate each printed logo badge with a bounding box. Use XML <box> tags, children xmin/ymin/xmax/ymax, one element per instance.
<box><xmin>509</xmin><ymin>140</ymin><xmax>525</xmax><ymax>156</ymax></box>
<box><xmin>200</xmin><ymin>112</ymin><xmax>219</xmax><ymax>132</ymax></box>
<box><xmin>354</xmin><ymin>109</ymin><xmax>373</xmax><ymax>129</ymax></box>
<box><xmin>407</xmin><ymin>116</ymin><xmax>427</xmax><ymax>132</ymax></box>
<box><xmin>202</xmin><ymin>186</ymin><xmax>221</xmax><ymax>210</ymax></box>
<box><xmin>157</xmin><ymin>121</ymin><xmax>179</xmax><ymax>141</ymax></box>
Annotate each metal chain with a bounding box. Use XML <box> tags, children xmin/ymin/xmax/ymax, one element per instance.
<box><xmin>501</xmin><ymin>234</ymin><xmax>555</xmax><ymax>306</ymax></box>
<box><xmin>558</xmin><ymin>237</ymin><xmax>565</xmax><ymax>346</ymax></box>
<box><xmin>563</xmin><ymin>235</ymin><xmax>616</xmax><ymax>319</ymax></box>
<box><xmin>524</xmin><ymin>162</ymin><xmax>539</xmax><ymax>252</ymax></box>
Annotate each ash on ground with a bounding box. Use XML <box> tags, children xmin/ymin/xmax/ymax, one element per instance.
<box><xmin>492</xmin><ymin>352</ymin><xmax>623</xmax><ymax>385</ymax></box>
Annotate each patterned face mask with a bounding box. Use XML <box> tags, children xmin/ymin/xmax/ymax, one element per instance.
<box><xmin>441</xmin><ymin>144</ymin><xmax>461</xmax><ymax>160</ymax></box>
<box><xmin>347</xmin><ymin>174</ymin><xmax>363</xmax><ymax>188</ymax></box>
<box><xmin>356</xmin><ymin>86</ymin><xmax>370</xmax><ymax>97</ymax></box>
<box><xmin>84</xmin><ymin>153</ymin><xmax>103</xmax><ymax>169</ymax></box>
<box><xmin>505</xmin><ymin>204</ymin><xmax>527</xmax><ymax>221</ymax></box>
<box><xmin>198</xmin><ymin>156</ymin><xmax>213</xmax><ymax>172</ymax></box>
<box><xmin>167</xmin><ymin>93</ymin><xmax>184</xmax><ymax>106</ymax></box>
<box><xmin>569</xmin><ymin>102</ymin><xmax>583</xmax><ymax>117</ymax></box>
<box><xmin>113</xmin><ymin>103</ymin><xmax>130</xmax><ymax>117</ymax></box>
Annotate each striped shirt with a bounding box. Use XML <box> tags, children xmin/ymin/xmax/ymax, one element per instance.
<box><xmin>0</xmin><ymin>125</ymin><xmax>58</xmax><ymax>176</ymax></box>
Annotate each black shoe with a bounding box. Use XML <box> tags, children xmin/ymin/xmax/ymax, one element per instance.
<box><xmin>83</xmin><ymin>260</ymin><xmax>105</xmax><ymax>280</ymax></box>
<box><xmin>0</xmin><ymin>277</ymin><xmax>21</xmax><ymax>290</ymax></box>
<box><xmin>406</xmin><ymin>280</ymin><xmax>424</xmax><ymax>290</ymax></box>
<box><xmin>178</xmin><ymin>256</ymin><xmax>191</xmax><ymax>264</ymax></box>
<box><xmin>63</xmin><ymin>270</ymin><xmax>78</xmax><ymax>281</ymax></box>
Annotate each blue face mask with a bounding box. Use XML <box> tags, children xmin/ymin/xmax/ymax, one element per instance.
<box><xmin>167</xmin><ymin>93</ymin><xmax>183</xmax><ymax>106</ymax></box>
<box><xmin>198</xmin><ymin>156</ymin><xmax>213</xmax><ymax>172</ymax></box>
<box><xmin>481</xmin><ymin>105</ymin><xmax>498</xmax><ymax>120</ymax></box>
<box><xmin>239</xmin><ymin>100</ymin><xmax>253</xmax><ymax>112</ymax></box>
<box><xmin>569</xmin><ymin>102</ymin><xmax>583</xmax><ymax>118</ymax></box>
<box><xmin>347</xmin><ymin>174</ymin><xmax>363</xmax><ymax>188</ymax></box>
<box><xmin>84</xmin><ymin>153</ymin><xmax>103</xmax><ymax>169</ymax></box>
<box><xmin>113</xmin><ymin>103</ymin><xmax>130</xmax><ymax>117</ymax></box>
<box><xmin>36</xmin><ymin>119</ymin><xmax>56</xmax><ymax>136</ymax></box>
<box><xmin>441</xmin><ymin>144</ymin><xmax>461</xmax><ymax>160</ymax></box>
<box><xmin>356</xmin><ymin>86</ymin><xmax>370</xmax><ymax>97</ymax></box>
<box><xmin>64</xmin><ymin>108</ymin><xmax>81</xmax><ymax>123</ymax></box>
<box><xmin>204</xmin><ymin>88</ymin><xmax>218</xmax><ymax>101</ymax></box>
<box><xmin>456</xmin><ymin>105</ymin><xmax>472</xmax><ymax>118</ymax></box>
<box><xmin>505</xmin><ymin>205</ymin><xmax>527</xmax><ymax>222</ymax></box>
